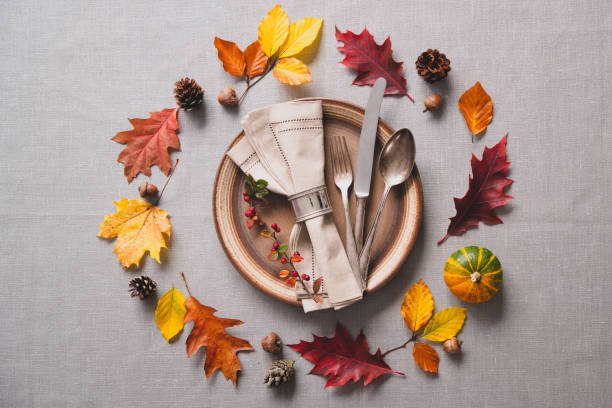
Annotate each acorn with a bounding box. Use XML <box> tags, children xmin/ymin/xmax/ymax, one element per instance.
<box><xmin>217</xmin><ymin>86</ymin><xmax>239</xmax><ymax>107</ymax></box>
<box><xmin>138</xmin><ymin>181</ymin><xmax>158</xmax><ymax>198</ymax></box>
<box><xmin>422</xmin><ymin>93</ymin><xmax>443</xmax><ymax>113</ymax></box>
<box><xmin>261</xmin><ymin>332</ymin><xmax>282</xmax><ymax>354</ymax></box>
<box><xmin>442</xmin><ymin>337</ymin><xmax>463</xmax><ymax>354</ymax></box>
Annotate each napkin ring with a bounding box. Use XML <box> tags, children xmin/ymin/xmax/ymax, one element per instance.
<box><xmin>288</xmin><ymin>185</ymin><xmax>333</xmax><ymax>222</ymax></box>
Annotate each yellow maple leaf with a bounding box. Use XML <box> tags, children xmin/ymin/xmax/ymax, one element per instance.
<box><xmin>98</xmin><ymin>198</ymin><xmax>171</xmax><ymax>268</ymax></box>
<box><xmin>421</xmin><ymin>307</ymin><xmax>466</xmax><ymax>342</ymax></box>
<box><xmin>279</xmin><ymin>17</ymin><xmax>323</xmax><ymax>58</ymax></box>
<box><xmin>401</xmin><ymin>279</ymin><xmax>434</xmax><ymax>332</ymax></box>
<box><xmin>155</xmin><ymin>287</ymin><xmax>186</xmax><ymax>342</ymax></box>
<box><xmin>273</xmin><ymin>57</ymin><xmax>311</xmax><ymax>85</ymax></box>
<box><xmin>258</xmin><ymin>4</ymin><xmax>289</xmax><ymax>57</ymax></box>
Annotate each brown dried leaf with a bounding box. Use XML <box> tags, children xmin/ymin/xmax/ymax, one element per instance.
<box><xmin>412</xmin><ymin>342</ymin><xmax>439</xmax><ymax>373</ymax></box>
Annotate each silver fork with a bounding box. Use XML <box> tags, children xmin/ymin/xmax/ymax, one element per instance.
<box><xmin>330</xmin><ymin>136</ymin><xmax>362</xmax><ymax>288</ymax></box>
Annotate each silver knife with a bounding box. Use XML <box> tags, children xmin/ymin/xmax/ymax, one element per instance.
<box><xmin>354</xmin><ymin>77</ymin><xmax>386</xmax><ymax>252</ymax></box>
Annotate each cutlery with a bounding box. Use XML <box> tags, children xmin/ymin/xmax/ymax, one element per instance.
<box><xmin>354</xmin><ymin>77</ymin><xmax>387</xmax><ymax>252</ymax></box>
<box><xmin>330</xmin><ymin>135</ymin><xmax>361</xmax><ymax>286</ymax></box>
<box><xmin>358</xmin><ymin>128</ymin><xmax>416</xmax><ymax>283</ymax></box>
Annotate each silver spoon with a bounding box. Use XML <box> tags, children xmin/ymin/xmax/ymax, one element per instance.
<box><xmin>358</xmin><ymin>128</ymin><xmax>416</xmax><ymax>285</ymax></box>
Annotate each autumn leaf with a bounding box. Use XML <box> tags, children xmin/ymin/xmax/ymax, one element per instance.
<box><xmin>273</xmin><ymin>57</ymin><xmax>311</xmax><ymax>85</ymax></box>
<box><xmin>335</xmin><ymin>27</ymin><xmax>414</xmax><ymax>102</ymax></box>
<box><xmin>155</xmin><ymin>287</ymin><xmax>186</xmax><ymax>342</ymax></box>
<box><xmin>184</xmin><ymin>295</ymin><xmax>253</xmax><ymax>384</ymax></box>
<box><xmin>439</xmin><ymin>135</ymin><xmax>513</xmax><ymax>244</ymax></box>
<box><xmin>244</xmin><ymin>40</ymin><xmax>268</xmax><ymax>78</ymax></box>
<box><xmin>279</xmin><ymin>17</ymin><xmax>323</xmax><ymax>58</ymax></box>
<box><xmin>98</xmin><ymin>198</ymin><xmax>171</xmax><ymax>268</ymax></box>
<box><xmin>412</xmin><ymin>342</ymin><xmax>439</xmax><ymax>373</ymax></box>
<box><xmin>401</xmin><ymin>279</ymin><xmax>434</xmax><ymax>332</ymax></box>
<box><xmin>421</xmin><ymin>307</ymin><xmax>466</xmax><ymax>342</ymax></box>
<box><xmin>289</xmin><ymin>323</ymin><xmax>403</xmax><ymax>387</ymax></box>
<box><xmin>214</xmin><ymin>37</ymin><xmax>246</xmax><ymax>76</ymax></box>
<box><xmin>112</xmin><ymin>108</ymin><xmax>180</xmax><ymax>183</ymax></box>
<box><xmin>258</xmin><ymin>4</ymin><xmax>289</xmax><ymax>57</ymax></box>
<box><xmin>458</xmin><ymin>81</ymin><xmax>493</xmax><ymax>136</ymax></box>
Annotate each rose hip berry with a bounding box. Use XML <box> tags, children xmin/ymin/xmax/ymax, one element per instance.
<box><xmin>292</xmin><ymin>271</ymin><xmax>299</xmax><ymax>277</ymax></box>
<box><xmin>272</xmin><ymin>242</ymin><xmax>279</xmax><ymax>250</ymax></box>
<box><xmin>280</xmin><ymin>257</ymin><xmax>287</xmax><ymax>264</ymax></box>
<box><xmin>302</xmin><ymin>274</ymin><xmax>310</xmax><ymax>281</ymax></box>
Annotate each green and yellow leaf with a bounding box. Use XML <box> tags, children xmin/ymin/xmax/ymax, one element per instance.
<box><xmin>257</xmin><ymin>4</ymin><xmax>289</xmax><ymax>57</ymax></box>
<box><xmin>155</xmin><ymin>287</ymin><xmax>187</xmax><ymax>342</ymax></box>
<box><xmin>279</xmin><ymin>17</ymin><xmax>323</xmax><ymax>58</ymax></box>
<box><xmin>273</xmin><ymin>57</ymin><xmax>311</xmax><ymax>85</ymax></box>
<box><xmin>401</xmin><ymin>279</ymin><xmax>434</xmax><ymax>332</ymax></box>
<box><xmin>421</xmin><ymin>307</ymin><xmax>467</xmax><ymax>342</ymax></box>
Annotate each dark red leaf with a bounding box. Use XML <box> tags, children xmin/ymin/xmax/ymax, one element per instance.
<box><xmin>335</xmin><ymin>27</ymin><xmax>413</xmax><ymax>102</ymax></box>
<box><xmin>288</xmin><ymin>323</ymin><xmax>404</xmax><ymax>387</ymax></box>
<box><xmin>439</xmin><ymin>135</ymin><xmax>513</xmax><ymax>244</ymax></box>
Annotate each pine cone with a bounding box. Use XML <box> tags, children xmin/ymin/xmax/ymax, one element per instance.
<box><xmin>415</xmin><ymin>49</ymin><xmax>451</xmax><ymax>83</ymax></box>
<box><xmin>128</xmin><ymin>276</ymin><xmax>157</xmax><ymax>299</ymax></box>
<box><xmin>174</xmin><ymin>77</ymin><xmax>204</xmax><ymax>111</ymax></box>
<box><xmin>263</xmin><ymin>359</ymin><xmax>294</xmax><ymax>387</ymax></box>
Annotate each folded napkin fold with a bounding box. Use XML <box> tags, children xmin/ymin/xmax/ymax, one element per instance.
<box><xmin>227</xmin><ymin>100</ymin><xmax>363</xmax><ymax>312</ymax></box>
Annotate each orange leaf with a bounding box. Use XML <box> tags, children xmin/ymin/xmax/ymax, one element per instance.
<box><xmin>278</xmin><ymin>269</ymin><xmax>290</xmax><ymax>278</ymax></box>
<box><xmin>458</xmin><ymin>81</ymin><xmax>493</xmax><ymax>136</ymax></box>
<box><xmin>412</xmin><ymin>342</ymin><xmax>439</xmax><ymax>373</ymax></box>
<box><xmin>285</xmin><ymin>277</ymin><xmax>297</xmax><ymax>287</ymax></box>
<box><xmin>112</xmin><ymin>108</ymin><xmax>180</xmax><ymax>183</ymax></box>
<box><xmin>184</xmin><ymin>296</ymin><xmax>253</xmax><ymax>384</ymax></box>
<box><xmin>244</xmin><ymin>41</ymin><xmax>268</xmax><ymax>78</ymax></box>
<box><xmin>273</xmin><ymin>57</ymin><xmax>311</xmax><ymax>85</ymax></box>
<box><xmin>214</xmin><ymin>37</ymin><xmax>246</xmax><ymax>76</ymax></box>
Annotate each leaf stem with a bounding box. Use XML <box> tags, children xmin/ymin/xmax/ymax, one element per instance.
<box><xmin>381</xmin><ymin>333</ymin><xmax>418</xmax><ymax>357</ymax></box>
<box><xmin>153</xmin><ymin>158</ymin><xmax>180</xmax><ymax>206</ymax></box>
<box><xmin>238</xmin><ymin>58</ymin><xmax>277</xmax><ymax>103</ymax></box>
<box><xmin>180</xmin><ymin>272</ymin><xmax>192</xmax><ymax>297</ymax></box>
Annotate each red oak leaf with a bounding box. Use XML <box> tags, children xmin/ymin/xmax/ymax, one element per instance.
<box><xmin>335</xmin><ymin>27</ymin><xmax>414</xmax><ymax>102</ymax></box>
<box><xmin>288</xmin><ymin>323</ymin><xmax>404</xmax><ymax>387</ymax></box>
<box><xmin>439</xmin><ymin>135</ymin><xmax>513</xmax><ymax>244</ymax></box>
<box><xmin>112</xmin><ymin>108</ymin><xmax>180</xmax><ymax>183</ymax></box>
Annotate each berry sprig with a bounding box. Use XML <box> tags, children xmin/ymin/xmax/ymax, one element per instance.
<box><xmin>243</xmin><ymin>175</ymin><xmax>323</xmax><ymax>303</ymax></box>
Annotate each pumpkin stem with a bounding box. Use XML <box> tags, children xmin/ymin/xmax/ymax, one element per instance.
<box><xmin>470</xmin><ymin>271</ymin><xmax>481</xmax><ymax>283</ymax></box>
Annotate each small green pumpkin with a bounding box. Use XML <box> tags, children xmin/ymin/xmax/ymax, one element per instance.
<box><xmin>444</xmin><ymin>246</ymin><xmax>502</xmax><ymax>303</ymax></box>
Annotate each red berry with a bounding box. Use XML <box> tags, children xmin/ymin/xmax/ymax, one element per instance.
<box><xmin>272</xmin><ymin>242</ymin><xmax>279</xmax><ymax>250</ymax></box>
<box><xmin>293</xmin><ymin>251</ymin><xmax>300</xmax><ymax>257</ymax></box>
<box><xmin>292</xmin><ymin>271</ymin><xmax>299</xmax><ymax>277</ymax></box>
<box><xmin>249</xmin><ymin>207</ymin><xmax>255</xmax><ymax>213</ymax></box>
<box><xmin>244</xmin><ymin>210</ymin><xmax>252</xmax><ymax>217</ymax></box>
<box><xmin>302</xmin><ymin>274</ymin><xmax>310</xmax><ymax>281</ymax></box>
<box><xmin>242</xmin><ymin>191</ymin><xmax>248</xmax><ymax>196</ymax></box>
<box><xmin>243</xmin><ymin>195</ymin><xmax>251</xmax><ymax>202</ymax></box>
<box><xmin>280</xmin><ymin>257</ymin><xmax>287</xmax><ymax>264</ymax></box>
<box><xmin>270</xmin><ymin>223</ymin><xmax>280</xmax><ymax>232</ymax></box>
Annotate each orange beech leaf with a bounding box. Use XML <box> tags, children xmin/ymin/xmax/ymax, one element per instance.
<box><xmin>278</xmin><ymin>269</ymin><xmax>290</xmax><ymax>278</ymax></box>
<box><xmin>412</xmin><ymin>342</ymin><xmax>439</xmax><ymax>373</ymax></box>
<box><xmin>244</xmin><ymin>41</ymin><xmax>268</xmax><ymax>78</ymax></box>
<box><xmin>458</xmin><ymin>81</ymin><xmax>493</xmax><ymax>136</ymax></box>
<box><xmin>184</xmin><ymin>296</ymin><xmax>253</xmax><ymax>385</ymax></box>
<box><xmin>214</xmin><ymin>37</ymin><xmax>246</xmax><ymax>76</ymax></box>
<box><xmin>112</xmin><ymin>108</ymin><xmax>179</xmax><ymax>183</ymax></box>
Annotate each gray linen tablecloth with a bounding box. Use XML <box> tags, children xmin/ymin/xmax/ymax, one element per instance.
<box><xmin>1</xmin><ymin>1</ymin><xmax>610</xmax><ymax>407</ymax></box>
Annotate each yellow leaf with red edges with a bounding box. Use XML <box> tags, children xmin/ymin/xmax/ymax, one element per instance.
<box><xmin>401</xmin><ymin>279</ymin><xmax>434</xmax><ymax>332</ymax></box>
<box><xmin>98</xmin><ymin>198</ymin><xmax>171</xmax><ymax>268</ymax></box>
<box><xmin>214</xmin><ymin>37</ymin><xmax>246</xmax><ymax>76</ymax></box>
<box><xmin>458</xmin><ymin>81</ymin><xmax>493</xmax><ymax>136</ymax></box>
<box><xmin>244</xmin><ymin>40</ymin><xmax>268</xmax><ymax>78</ymax></box>
<box><xmin>258</xmin><ymin>4</ymin><xmax>289</xmax><ymax>56</ymax></box>
<box><xmin>421</xmin><ymin>307</ymin><xmax>467</xmax><ymax>342</ymax></box>
<box><xmin>279</xmin><ymin>17</ymin><xmax>323</xmax><ymax>58</ymax></box>
<box><xmin>273</xmin><ymin>57</ymin><xmax>311</xmax><ymax>85</ymax></box>
<box><xmin>413</xmin><ymin>342</ymin><xmax>439</xmax><ymax>373</ymax></box>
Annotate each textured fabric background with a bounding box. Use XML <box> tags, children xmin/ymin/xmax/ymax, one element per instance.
<box><xmin>1</xmin><ymin>1</ymin><xmax>610</xmax><ymax>407</ymax></box>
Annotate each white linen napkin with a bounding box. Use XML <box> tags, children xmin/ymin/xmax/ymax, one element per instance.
<box><xmin>226</xmin><ymin>100</ymin><xmax>363</xmax><ymax>311</ymax></box>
